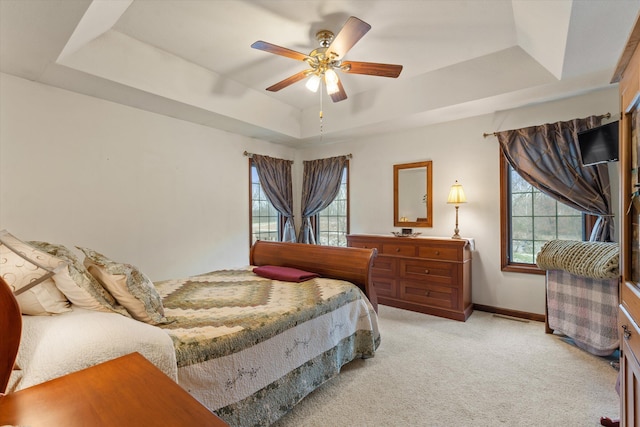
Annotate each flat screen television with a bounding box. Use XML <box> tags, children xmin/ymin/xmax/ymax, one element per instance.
<box><xmin>577</xmin><ymin>121</ymin><xmax>619</xmax><ymax>166</ymax></box>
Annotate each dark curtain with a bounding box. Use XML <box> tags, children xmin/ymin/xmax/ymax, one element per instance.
<box><xmin>251</xmin><ymin>154</ymin><xmax>296</xmax><ymax>242</ymax></box>
<box><xmin>496</xmin><ymin>114</ymin><xmax>613</xmax><ymax>241</ymax></box>
<box><xmin>298</xmin><ymin>155</ymin><xmax>348</xmax><ymax>244</ymax></box>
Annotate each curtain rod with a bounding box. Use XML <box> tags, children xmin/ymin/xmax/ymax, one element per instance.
<box><xmin>243</xmin><ymin>151</ymin><xmax>352</xmax><ymax>160</ymax></box>
<box><xmin>243</xmin><ymin>151</ymin><xmax>292</xmax><ymax>161</ymax></box>
<box><xmin>482</xmin><ymin>112</ymin><xmax>612</xmax><ymax>138</ymax></box>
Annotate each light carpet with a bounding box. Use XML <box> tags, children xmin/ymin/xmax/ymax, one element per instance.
<box><xmin>272</xmin><ymin>305</ymin><xmax>619</xmax><ymax>427</ymax></box>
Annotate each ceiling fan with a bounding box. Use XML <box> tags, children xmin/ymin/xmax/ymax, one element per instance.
<box><xmin>251</xmin><ymin>16</ymin><xmax>403</xmax><ymax>102</ymax></box>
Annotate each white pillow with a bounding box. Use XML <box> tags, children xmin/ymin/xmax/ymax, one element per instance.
<box><xmin>0</xmin><ymin>230</ymin><xmax>70</xmax><ymax>315</ymax></box>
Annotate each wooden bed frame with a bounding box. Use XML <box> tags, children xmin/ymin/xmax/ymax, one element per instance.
<box><xmin>0</xmin><ymin>241</ymin><xmax>379</xmax><ymax>390</ymax></box>
<box><xmin>250</xmin><ymin>240</ymin><xmax>378</xmax><ymax>312</ymax></box>
<box><xmin>1</xmin><ymin>241</ymin><xmax>379</xmax><ymax>425</ymax></box>
<box><xmin>0</xmin><ymin>275</ymin><xmax>21</xmax><ymax>394</ymax></box>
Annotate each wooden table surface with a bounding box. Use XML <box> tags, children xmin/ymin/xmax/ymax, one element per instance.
<box><xmin>0</xmin><ymin>352</ymin><xmax>229</xmax><ymax>427</ymax></box>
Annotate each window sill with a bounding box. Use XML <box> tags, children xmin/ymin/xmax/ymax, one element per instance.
<box><xmin>501</xmin><ymin>263</ymin><xmax>546</xmax><ymax>275</ymax></box>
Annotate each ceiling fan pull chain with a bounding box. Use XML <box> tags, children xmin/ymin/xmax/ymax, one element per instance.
<box><xmin>319</xmin><ymin>87</ymin><xmax>324</xmax><ymax>143</ymax></box>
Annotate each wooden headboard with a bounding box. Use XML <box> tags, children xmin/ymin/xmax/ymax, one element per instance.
<box><xmin>250</xmin><ymin>240</ymin><xmax>378</xmax><ymax>312</ymax></box>
<box><xmin>0</xmin><ymin>276</ymin><xmax>22</xmax><ymax>394</ymax></box>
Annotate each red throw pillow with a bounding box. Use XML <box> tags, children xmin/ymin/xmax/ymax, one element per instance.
<box><xmin>252</xmin><ymin>265</ymin><xmax>320</xmax><ymax>282</ymax></box>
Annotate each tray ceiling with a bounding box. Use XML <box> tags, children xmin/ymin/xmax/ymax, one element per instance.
<box><xmin>1</xmin><ymin>0</ymin><xmax>638</xmax><ymax>145</ymax></box>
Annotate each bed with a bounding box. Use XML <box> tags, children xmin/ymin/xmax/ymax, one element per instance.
<box><xmin>2</xmin><ymin>237</ymin><xmax>380</xmax><ymax>427</ymax></box>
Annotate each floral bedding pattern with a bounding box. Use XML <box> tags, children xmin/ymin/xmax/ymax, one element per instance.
<box><xmin>154</xmin><ymin>267</ymin><xmax>380</xmax><ymax>426</ymax></box>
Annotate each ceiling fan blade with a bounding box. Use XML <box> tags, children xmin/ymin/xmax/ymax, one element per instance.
<box><xmin>266</xmin><ymin>70</ymin><xmax>310</xmax><ymax>92</ymax></box>
<box><xmin>342</xmin><ymin>61</ymin><xmax>403</xmax><ymax>78</ymax></box>
<box><xmin>329</xmin><ymin>79</ymin><xmax>347</xmax><ymax>102</ymax></box>
<box><xmin>326</xmin><ymin>16</ymin><xmax>371</xmax><ymax>60</ymax></box>
<box><xmin>251</xmin><ymin>41</ymin><xmax>308</xmax><ymax>61</ymax></box>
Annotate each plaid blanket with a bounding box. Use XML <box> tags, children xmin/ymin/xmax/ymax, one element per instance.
<box><xmin>546</xmin><ymin>269</ymin><xmax>618</xmax><ymax>356</ymax></box>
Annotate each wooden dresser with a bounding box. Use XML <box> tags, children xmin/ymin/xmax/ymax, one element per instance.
<box><xmin>613</xmin><ymin>14</ymin><xmax>640</xmax><ymax>426</ymax></box>
<box><xmin>347</xmin><ymin>234</ymin><xmax>472</xmax><ymax>321</ymax></box>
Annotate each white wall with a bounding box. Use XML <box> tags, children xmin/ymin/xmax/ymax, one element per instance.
<box><xmin>0</xmin><ymin>72</ymin><xmax>620</xmax><ymax>315</ymax></box>
<box><xmin>0</xmin><ymin>73</ymin><xmax>295</xmax><ymax>281</ymax></box>
<box><xmin>298</xmin><ymin>87</ymin><xmax>620</xmax><ymax>315</ymax></box>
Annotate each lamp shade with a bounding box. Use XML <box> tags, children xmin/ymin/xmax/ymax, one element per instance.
<box><xmin>447</xmin><ymin>181</ymin><xmax>466</xmax><ymax>204</ymax></box>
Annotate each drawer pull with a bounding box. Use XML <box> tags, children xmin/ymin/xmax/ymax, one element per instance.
<box><xmin>435</xmin><ymin>251</ymin><xmax>440</xmax><ymax>255</ymax></box>
<box><xmin>424</xmin><ymin>269</ymin><xmax>430</xmax><ymax>274</ymax></box>
<box><xmin>396</xmin><ymin>248</ymin><xmax>400</xmax><ymax>252</ymax></box>
<box><xmin>622</xmin><ymin>324</ymin><xmax>632</xmax><ymax>340</ymax></box>
<box><xmin>425</xmin><ymin>291</ymin><xmax>430</xmax><ymax>297</ymax></box>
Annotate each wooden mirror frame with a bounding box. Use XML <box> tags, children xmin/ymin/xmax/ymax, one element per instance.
<box><xmin>394</xmin><ymin>161</ymin><xmax>433</xmax><ymax>228</ymax></box>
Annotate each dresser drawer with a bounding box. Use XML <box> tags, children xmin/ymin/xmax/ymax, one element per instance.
<box><xmin>417</xmin><ymin>245</ymin><xmax>459</xmax><ymax>261</ymax></box>
<box><xmin>348</xmin><ymin>240</ymin><xmax>381</xmax><ymax>251</ymax></box>
<box><xmin>382</xmin><ymin>243</ymin><xmax>416</xmax><ymax>257</ymax></box>
<box><xmin>400</xmin><ymin>280</ymin><xmax>458</xmax><ymax>309</ymax></box>
<box><xmin>399</xmin><ymin>259</ymin><xmax>457</xmax><ymax>285</ymax></box>
<box><xmin>372</xmin><ymin>256</ymin><xmax>397</xmax><ymax>276</ymax></box>
<box><xmin>372</xmin><ymin>276</ymin><xmax>398</xmax><ymax>298</ymax></box>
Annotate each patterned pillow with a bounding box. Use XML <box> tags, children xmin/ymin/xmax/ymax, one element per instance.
<box><xmin>78</xmin><ymin>247</ymin><xmax>168</xmax><ymax>325</ymax></box>
<box><xmin>0</xmin><ymin>230</ymin><xmax>70</xmax><ymax>315</ymax></box>
<box><xmin>28</xmin><ymin>241</ymin><xmax>130</xmax><ymax>317</ymax></box>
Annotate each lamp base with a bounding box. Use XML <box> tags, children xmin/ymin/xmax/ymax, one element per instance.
<box><xmin>451</xmin><ymin>206</ymin><xmax>462</xmax><ymax>239</ymax></box>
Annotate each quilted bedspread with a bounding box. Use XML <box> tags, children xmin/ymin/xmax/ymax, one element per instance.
<box><xmin>154</xmin><ymin>267</ymin><xmax>380</xmax><ymax>426</ymax></box>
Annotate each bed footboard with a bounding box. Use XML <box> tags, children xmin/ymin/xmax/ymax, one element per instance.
<box><xmin>250</xmin><ymin>241</ymin><xmax>378</xmax><ymax>311</ymax></box>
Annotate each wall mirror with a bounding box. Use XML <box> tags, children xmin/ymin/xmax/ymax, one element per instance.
<box><xmin>394</xmin><ymin>161</ymin><xmax>433</xmax><ymax>227</ymax></box>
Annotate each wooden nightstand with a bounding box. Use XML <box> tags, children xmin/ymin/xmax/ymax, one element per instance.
<box><xmin>0</xmin><ymin>352</ymin><xmax>229</xmax><ymax>427</ymax></box>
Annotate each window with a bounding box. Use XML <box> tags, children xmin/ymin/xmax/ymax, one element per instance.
<box><xmin>250</xmin><ymin>162</ymin><xmax>282</xmax><ymax>244</ymax></box>
<box><xmin>500</xmin><ymin>157</ymin><xmax>587</xmax><ymax>274</ymax></box>
<box><xmin>315</xmin><ymin>164</ymin><xmax>349</xmax><ymax>246</ymax></box>
<box><xmin>250</xmin><ymin>160</ymin><xmax>349</xmax><ymax>247</ymax></box>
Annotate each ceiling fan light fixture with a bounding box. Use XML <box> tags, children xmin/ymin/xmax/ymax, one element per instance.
<box><xmin>326</xmin><ymin>80</ymin><xmax>340</xmax><ymax>95</ymax></box>
<box><xmin>324</xmin><ymin>69</ymin><xmax>339</xmax><ymax>85</ymax></box>
<box><xmin>324</xmin><ymin>69</ymin><xmax>340</xmax><ymax>94</ymax></box>
<box><xmin>305</xmin><ymin>74</ymin><xmax>321</xmax><ymax>92</ymax></box>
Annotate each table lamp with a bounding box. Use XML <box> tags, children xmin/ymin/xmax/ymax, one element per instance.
<box><xmin>447</xmin><ymin>180</ymin><xmax>466</xmax><ymax>239</ymax></box>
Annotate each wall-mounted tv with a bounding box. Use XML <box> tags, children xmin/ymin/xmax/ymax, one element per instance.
<box><xmin>577</xmin><ymin>121</ymin><xmax>619</xmax><ymax>166</ymax></box>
